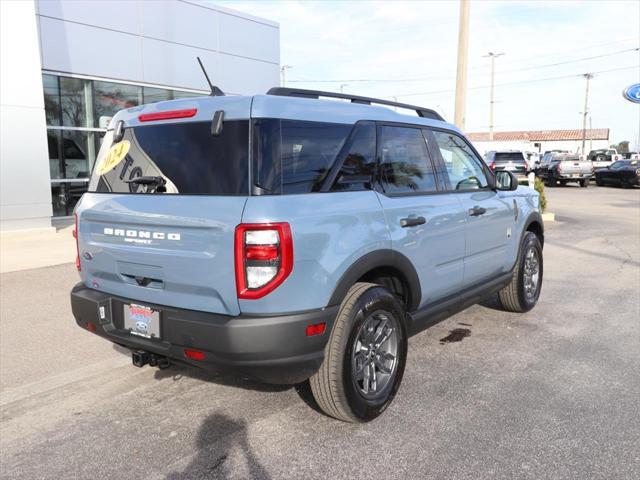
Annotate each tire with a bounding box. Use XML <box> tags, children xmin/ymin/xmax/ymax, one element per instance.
<box><xmin>310</xmin><ymin>282</ymin><xmax>408</xmax><ymax>422</ymax></box>
<box><xmin>545</xmin><ymin>175</ymin><xmax>556</xmax><ymax>187</ymax></box>
<box><xmin>498</xmin><ymin>232</ymin><xmax>543</xmax><ymax>313</ymax></box>
<box><xmin>559</xmin><ymin>180</ymin><xmax>567</xmax><ymax>186</ymax></box>
<box><xmin>595</xmin><ymin>176</ymin><xmax>604</xmax><ymax>186</ymax></box>
<box><xmin>580</xmin><ymin>178</ymin><xmax>588</xmax><ymax>188</ymax></box>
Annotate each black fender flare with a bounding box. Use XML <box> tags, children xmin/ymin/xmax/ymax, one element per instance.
<box><xmin>327</xmin><ymin>249</ymin><xmax>421</xmax><ymax>311</ymax></box>
<box><xmin>523</xmin><ymin>211</ymin><xmax>544</xmax><ymax>248</ymax></box>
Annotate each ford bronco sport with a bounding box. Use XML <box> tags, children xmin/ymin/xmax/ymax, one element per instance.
<box><xmin>71</xmin><ymin>87</ymin><xmax>544</xmax><ymax>422</ymax></box>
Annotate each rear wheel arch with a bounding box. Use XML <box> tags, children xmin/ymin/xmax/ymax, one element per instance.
<box><xmin>328</xmin><ymin>250</ymin><xmax>421</xmax><ymax>312</ymax></box>
<box><xmin>525</xmin><ymin>217</ymin><xmax>544</xmax><ymax>247</ymax></box>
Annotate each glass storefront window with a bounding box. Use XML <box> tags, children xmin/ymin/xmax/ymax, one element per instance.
<box><xmin>43</xmin><ymin>75</ymin><xmax>61</xmax><ymax>126</ymax></box>
<box><xmin>143</xmin><ymin>87</ymin><xmax>173</xmax><ymax>104</ymax></box>
<box><xmin>50</xmin><ymin>181</ymin><xmax>90</xmax><ymax>217</ymax></box>
<box><xmin>42</xmin><ymin>73</ymin><xmax>205</xmax><ymax>216</ymax></box>
<box><xmin>48</xmin><ymin>130</ymin><xmax>101</xmax><ymax>179</ymax></box>
<box><xmin>143</xmin><ymin>87</ymin><xmax>204</xmax><ymax>104</ymax></box>
<box><xmin>60</xmin><ymin>77</ymin><xmax>88</xmax><ymax>127</ymax></box>
<box><xmin>93</xmin><ymin>81</ymin><xmax>142</xmax><ymax>127</ymax></box>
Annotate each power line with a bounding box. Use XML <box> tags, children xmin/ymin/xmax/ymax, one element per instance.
<box><xmin>393</xmin><ymin>65</ymin><xmax>638</xmax><ymax>98</ymax></box>
<box><xmin>286</xmin><ymin>46</ymin><xmax>638</xmax><ymax>84</ymax></box>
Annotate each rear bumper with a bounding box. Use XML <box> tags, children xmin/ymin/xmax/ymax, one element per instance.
<box><xmin>71</xmin><ymin>283</ymin><xmax>337</xmax><ymax>384</ymax></box>
<box><xmin>557</xmin><ymin>173</ymin><xmax>591</xmax><ymax>180</ymax></box>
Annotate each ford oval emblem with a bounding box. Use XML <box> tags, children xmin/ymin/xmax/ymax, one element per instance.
<box><xmin>622</xmin><ymin>83</ymin><xmax>640</xmax><ymax>104</ymax></box>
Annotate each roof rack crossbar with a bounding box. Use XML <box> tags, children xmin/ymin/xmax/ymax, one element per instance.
<box><xmin>266</xmin><ymin>87</ymin><xmax>444</xmax><ymax>121</ymax></box>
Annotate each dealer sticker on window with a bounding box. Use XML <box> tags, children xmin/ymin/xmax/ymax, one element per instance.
<box><xmin>97</xmin><ymin>140</ymin><xmax>130</xmax><ymax>176</ymax></box>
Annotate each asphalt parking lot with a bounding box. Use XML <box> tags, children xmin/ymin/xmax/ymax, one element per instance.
<box><xmin>1</xmin><ymin>185</ymin><xmax>639</xmax><ymax>480</ymax></box>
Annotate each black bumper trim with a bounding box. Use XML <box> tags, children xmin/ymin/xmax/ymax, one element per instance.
<box><xmin>71</xmin><ymin>283</ymin><xmax>337</xmax><ymax>384</ymax></box>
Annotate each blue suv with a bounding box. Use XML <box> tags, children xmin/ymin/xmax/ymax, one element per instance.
<box><xmin>71</xmin><ymin>88</ymin><xmax>544</xmax><ymax>422</ymax></box>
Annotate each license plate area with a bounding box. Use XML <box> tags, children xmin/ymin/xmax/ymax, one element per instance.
<box><xmin>124</xmin><ymin>303</ymin><xmax>160</xmax><ymax>339</ymax></box>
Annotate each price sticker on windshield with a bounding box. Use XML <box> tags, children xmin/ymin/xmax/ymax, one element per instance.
<box><xmin>97</xmin><ymin>140</ymin><xmax>130</xmax><ymax>176</ymax></box>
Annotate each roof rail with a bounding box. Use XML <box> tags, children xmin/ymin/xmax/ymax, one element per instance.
<box><xmin>266</xmin><ymin>87</ymin><xmax>445</xmax><ymax>121</ymax></box>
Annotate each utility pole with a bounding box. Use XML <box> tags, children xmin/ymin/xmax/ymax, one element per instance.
<box><xmin>589</xmin><ymin>116</ymin><xmax>593</xmax><ymax>152</ymax></box>
<box><xmin>280</xmin><ymin>65</ymin><xmax>292</xmax><ymax>87</ymax></box>
<box><xmin>581</xmin><ymin>73</ymin><xmax>593</xmax><ymax>154</ymax></box>
<box><xmin>340</xmin><ymin>83</ymin><xmax>348</xmax><ymax>94</ymax></box>
<box><xmin>453</xmin><ymin>0</ymin><xmax>470</xmax><ymax>130</ymax></box>
<box><xmin>484</xmin><ymin>52</ymin><xmax>504</xmax><ymax>141</ymax></box>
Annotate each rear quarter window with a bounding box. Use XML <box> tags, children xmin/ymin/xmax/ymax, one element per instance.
<box><xmin>253</xmin><ymin>119</ymin><xmax>352</xmax><ymax>194</ymax></box>
<box><xmin>89</xmin><ymin>120</ymin><xmax>249</xmax><ymax>195</ymax></box>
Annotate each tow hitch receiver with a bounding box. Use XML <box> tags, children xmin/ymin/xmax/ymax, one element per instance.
<box><xmin>132</xmin><ymin>350</ymin><xmax>150</xmax><ymax>367</ymax></box>
<box><xmin>132</xmin><ymin>350</ymin><xmax>170</xmax><ymax>369</ymax></box>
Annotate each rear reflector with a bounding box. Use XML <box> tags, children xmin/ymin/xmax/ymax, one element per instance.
<box><xmin>86</xmin><ymin>322</ymin><xmax>96</xmax><ymax>332</ymax></box>
<box><xmin>184</xmin><ymin>348</ymin><xmax>205</xmax><ymax>361</ymax></box>
<box><xmin>245</xmin><ymin>245</ymin><xmax>279</xmax><ymax>261</ymax></box>
<box><xmin>138</xmin><ymin>108</ymin><xmax>197</xmax><ymax>122</ymax></box>
<box><xmin>306</xmin><ymin>323</ymin><xmax>326</xmax><ymax>336</ymax></box>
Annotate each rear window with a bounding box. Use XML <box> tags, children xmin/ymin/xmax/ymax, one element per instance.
<box><xmin>89</xmin><ymin>120</ymin><xmax>249</xmax><ymax>195</ymax></box>
<box><xmin>253</xmin><ymin>119</ymin><xmax>352</xmax><ymax>194</ymax></box>
<box><xmin>494</xmin><ymin>152</ymin><xmax>525</xmax><ymax>163</ymax></box>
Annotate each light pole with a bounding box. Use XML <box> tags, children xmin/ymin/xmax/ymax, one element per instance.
<box><xmin>484</xmin><ymin>51</ymin><xmax>505</xmax><ymax>141</ymax></box>
<box><xmin>581</xmin><ymin>73</ymin><xmax>593</xmax><ymax>154</ymax></box>
<box><xmin>454</xmin><ymin>0</ymin><xmax>470</xmax><ymax>130</ymax></box>
<box><xmin>340</xmin><ymin>83</ymin><xmax>348</xmax><ymax>94</ymax></box>
<box><xmin>280</xmin><ymin>65</ymin><xmax>292</xmax><ymax>87</ymax></box>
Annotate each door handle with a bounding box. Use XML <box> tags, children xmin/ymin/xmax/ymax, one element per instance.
<box><xmin>400</xmin><ymin>216</ymin><xmax>426</xmax><ymax>228</ymax></box>
<box><xmin>468</xmin><ymin>206</ymin><xmax>487</xmax><ymax>217</ymax></box>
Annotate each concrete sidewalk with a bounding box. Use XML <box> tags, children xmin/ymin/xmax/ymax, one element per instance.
<box><xmin>0</xmin><ymin>226</ymin><xmax>75</xmax><ymax>273</ymax></box>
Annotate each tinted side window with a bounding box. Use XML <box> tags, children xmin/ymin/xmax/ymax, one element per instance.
<box><xmin>331</xmin><ymin>123</ymin><xmax>376</xmax><ymax>191</ymax></box>
<box><xmin>432</xmin><ymin>131</ymin><xmax>489</xmax><ymax>191</ymax></box>
<box><xmin>379</xmin><ymin>126</ymin><xmax>438</xmax><ymax>194</ymax></box>
<box><xmin>90</xmin><ymin>120</ymin><xmax>249</xmax><ymax>195</ymax></box>
<box><xmin>253</xmin><ymin>119</ymin><xmax>351</xmax><ymax>194</ymax></box>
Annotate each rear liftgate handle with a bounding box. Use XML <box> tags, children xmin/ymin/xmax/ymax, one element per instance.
<box><xmin>400</xmin><ymin>216</ymin><xmax>426</xmax><ymax>228</ymax></box>
<box><xmin>468</xmin><ymin>205</ymin><xmax>487</xmax><ymax>217</ymax></box>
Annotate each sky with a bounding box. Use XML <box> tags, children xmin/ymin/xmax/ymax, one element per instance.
<box><xmin>217</xmin><ymin>0</ymin><xmax>640</xmax><ymax>148</ymax></box>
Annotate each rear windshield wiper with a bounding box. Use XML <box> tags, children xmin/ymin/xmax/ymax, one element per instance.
<box><xmin>125</xmin><ymin>176</ymin><xmax>167</xmax><ymax>193</ymax></box>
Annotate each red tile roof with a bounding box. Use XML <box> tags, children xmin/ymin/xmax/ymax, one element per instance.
<box><xmin>466</xmin><ymin>128</ymin><xmax>609</xmax><ymax>142</ymax></box>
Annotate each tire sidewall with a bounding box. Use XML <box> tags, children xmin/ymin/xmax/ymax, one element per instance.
<box><xmin>341</xmin><ymin>287</ymin><xmax>408</xmax><ymax>421</ymax></box>
<box><xmin>517</xmin><ymin>232</ymin><xmax>543</xmax><ymax>311</ymax></box>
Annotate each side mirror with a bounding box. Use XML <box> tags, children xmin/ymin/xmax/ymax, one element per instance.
<box><xmin>495</xmin><ymin>171</ymin><xmax>518</xmax><ymax>191</ymax></box>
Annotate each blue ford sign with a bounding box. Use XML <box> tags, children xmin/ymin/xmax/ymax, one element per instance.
<box><xmin>623</xmin><ymin>83</ymin><xmax>640</xmax><ymax>104</ymax></box>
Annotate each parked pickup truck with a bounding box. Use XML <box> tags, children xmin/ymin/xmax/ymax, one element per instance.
<box><xmin>588</xmin><ymin>148</ymin><xmax>624</xmax><ymax>170</ymax></box>
<box><xmin>537</xmin><ymin>153</ymin><xmax>593</xmax><ymax>187</ymax></box>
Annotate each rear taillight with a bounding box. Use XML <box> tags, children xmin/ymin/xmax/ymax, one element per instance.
<box><xmin>73</xmin><ymin>213</ymin><xmax>81</xmax><ymax>271</ymax></box>
<box><xmin>235</xmin><ymin>223</ymin><xmax>293</xmax><ymax>299</ymax></box>
<box><xmin>489</xmin><ymin>161</ymin><xmax>496</xmax><ymax>170</ymax></box>
<box><xmin>557</xmin><ymin>163</ymin><xmax>562</xmax><ymax>173</ymax></box>
<box><xmin>524</xmin><ymin>161</ymin><xmax>529</xmax><ymax>171</ymax></box>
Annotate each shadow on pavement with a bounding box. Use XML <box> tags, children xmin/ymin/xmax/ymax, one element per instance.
<box><xmin>166</xmin><ymin>413</ymin><xmax>270</xmax><ymax>480</ymax></box>
<box><xmin>152</xmin><ymin>363</ymin><xmax>291</xmax><ymax>393</ymax></box>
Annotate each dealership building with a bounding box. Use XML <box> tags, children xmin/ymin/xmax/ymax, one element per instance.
<box><xmin>0</xmin><ymin>0</ymin><xmax>279</xmax><ymax>231</ymax></box>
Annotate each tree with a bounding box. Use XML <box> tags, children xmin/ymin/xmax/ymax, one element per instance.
<box><xmin>611</xmin><ymin>141</ymin><xmax>630</xmax><ymax>153</ymax></box>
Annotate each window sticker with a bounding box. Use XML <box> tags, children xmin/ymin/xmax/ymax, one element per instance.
<box><xmin>96</xmin><ymin>140</ymin><xmax>130</xmax><ymax>176</ymax></box>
